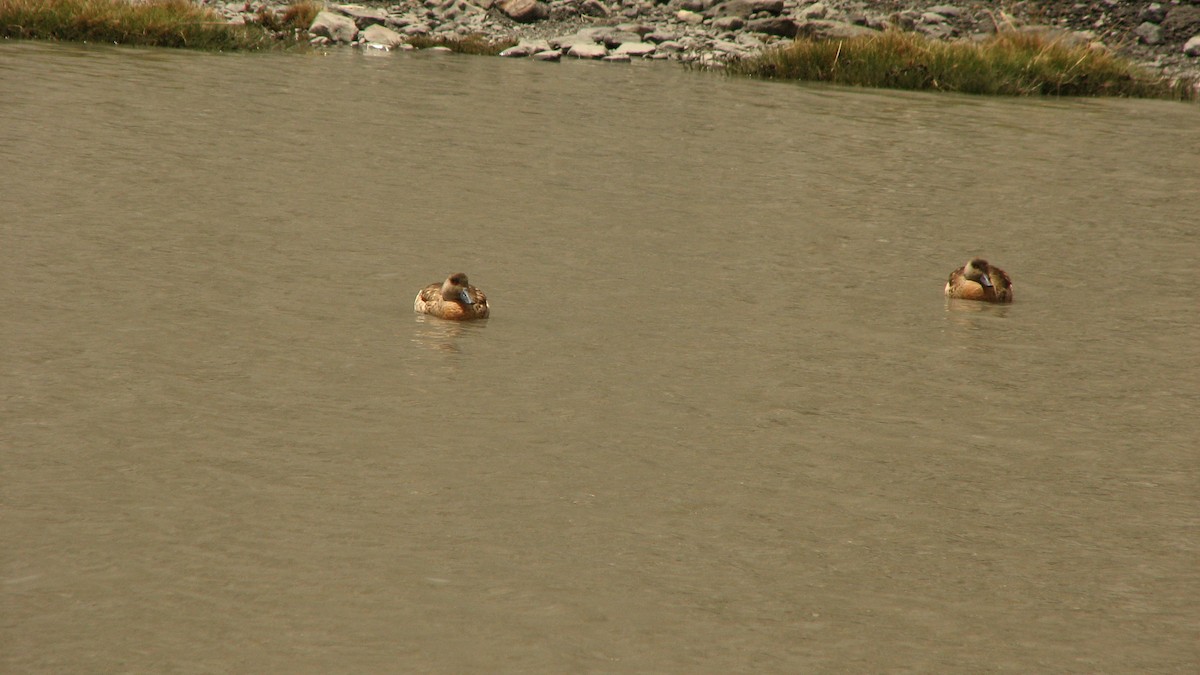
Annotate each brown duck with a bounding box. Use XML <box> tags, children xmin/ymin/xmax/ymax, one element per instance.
<box><xmin>414</xmin><ymin>273</ymin><xmax>490</xmax><ymax>320</ymax></box>
<box><xmin>944</xmin><ymin>258</ymin><xmax>1013</xmax><ymax>303</ymax></box>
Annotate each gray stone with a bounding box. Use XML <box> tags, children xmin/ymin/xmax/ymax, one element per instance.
<box><xmin>361</xmin><ymin>24</ymin><xmax>405</xmax><ymax>47</ymax></box>
<box><xmin>616</xmin><ymin>23</ymin><xmax>655</xmax><ymax>38</ymax></box>
<box><xmin>710</xmin><ymin>39</ymin><xmax>746</xmax><ymax>55</ymax></box>
<box><xmin>712</xmin><ymin>16</ymin><xmax>745</xmax><ymax>31</ymax></box>
<box><xmin>551</xmin><ymin>32</ymin><xmax>599</xmax><ymax>49</ymax></box>
<box><xmin>310</xmin><ymin>11</ymin><xmax>359</xmax><ymax>43</ymax></box>
<box><xmin>579</xmin><ymin>0</ymin><xmax>610</xmax><ymax>18</ymax></box>
<box><xmin>587</xmin><ymin>27</ymin><xmax>643</xmax><ymax>47</ymax></box>
<box><xmin>499</xmin><ymin>40</ymin><xmax>551</xmax><ymax>57</ymax></box>
<box><xmin>1140</xmin><ymin>3</ymin><xmax>1166</xmax><ymax>25</ymax></box>
<box><xmin>706</xmin><ymin>0</ymin><xmax>782</xmax><ymax>20</ymax></box>
<box><xmin>1164</xmin><ymin>8</ymin><xmax>1200</xmax><ymax>39</ymax></box>
<box><xmin>532</xmin><ymin>49</ymin><xmax>563</xmax><ymax>61</ymax></box>
<box><xmin>675</xmin><ymin>10</ymin><xmax>705</xmax><ymax>25</ymax></box>
<box><xmin>1135</xmin><ymin>21</ymin><xmax>1163</xmax><ymax>45</ymax></box>
<box><xmin>645</xmin><ymin>31</ymin><xmax>680</xmax><ymax>43</ymax></box>
<box><xmin>926</xmin><ymin>6</ymin><xmax>963</xmax><ymax>19</ymax></box>
<box><xmin>336</xmin><ymin>4</ymin><xmax>388</xmax><ymax>29</ymax></box>
<box><xmin>796</xmin><ymin>20</ymin><xmax>878</xmax><ymax>40</ymax></box>
<box><xmin>746</xmin><ymin>17</ymin><xmax>797</xmax><ymax>37</ymax></box>
<box><xmin>798</xmin><ymin>3</ymin><xmax>827</xmax><ymax>20</ymax></box>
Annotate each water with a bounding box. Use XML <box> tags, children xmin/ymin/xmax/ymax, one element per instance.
<box><xmin>3</xmin><ymin>41</ymin><xmax>1198</xmax><ymax>672</ymax></box>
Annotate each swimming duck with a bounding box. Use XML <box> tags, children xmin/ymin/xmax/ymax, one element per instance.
<box><xmin>414</xmin><ymin>273</ymin><xmax>490</xmax><ymax>320</ymax></box>
<box><xmin>944</xmin><ymin>258</ymin><xmax>1013</xmax><ymax>303</ymax></box>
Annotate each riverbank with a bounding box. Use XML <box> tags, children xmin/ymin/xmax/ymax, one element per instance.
<box><xmin>234</xmin><ymin>0</ymin><xmax>1200</xmax><ymax>82</ymax></box>
<box><xmin>6</xmin><ymin>0</ymin><xmax>1199</xmax><ymax>96</ymax></box>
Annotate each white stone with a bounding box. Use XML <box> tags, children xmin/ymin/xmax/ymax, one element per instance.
<box><xmin>361</xmin><ymin>24</ymin><xmax>405</xmax><ymax>48</ymax></box>
<box><xmin>1185</xmin><ymin>35</ymin><xmax>1200</xmax><ymax>57</ymax></box>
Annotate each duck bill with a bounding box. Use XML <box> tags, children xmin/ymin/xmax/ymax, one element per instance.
<box><xmin>978</xmin><ymin>274</ymin><xmax>993</xmax><ymax>289</ymax></box>
<box><xmin>458</xmin><ymin>289</ymin><xmax>474</xmax><ymax>305</ymax></box>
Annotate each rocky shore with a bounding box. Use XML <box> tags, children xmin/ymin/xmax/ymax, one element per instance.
<box><xmin>207</xmin><ymin>0</ymin><xmax>1200</xmax><ymax>83</ymax></box>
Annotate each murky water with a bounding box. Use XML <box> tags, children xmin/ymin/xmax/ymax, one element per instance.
<box><xmin>3</xmin><ymin>41</ymin><xmax>1198</xmax><ymax>672</ymax></box>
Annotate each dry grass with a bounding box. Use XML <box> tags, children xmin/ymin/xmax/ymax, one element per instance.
<box><xmin>0</xmin><ymin>0</ymin><xmax>294</xmax><ymax>50</ymax></box>
<box><xmin>257</xmin><ymin>0</ymin><xmax>322</xmax><ymax>34</ymax></box>
<box><xmin>727</xmin><ymin>30</ymin><xmax>1197</xmax><ymax>100</ymax></box>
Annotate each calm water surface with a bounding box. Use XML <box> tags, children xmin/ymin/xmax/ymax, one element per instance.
<box><xmin>3</xmin><ymin>41</ymin><xmax>1198</xmax><ymax>672</ymax></box>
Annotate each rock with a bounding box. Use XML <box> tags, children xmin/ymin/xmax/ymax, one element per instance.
<box><xmin>1164</xmin><ymin>8</ymin><xmax>1200</xmax><ymax>42</ymax></box>
<box><xmin>798</xmin><ymin>3</ymin><xmax>827</xmax><ymax>21</ymax></box>
<box><xmin>335</xmin><ymin>4</ymin><xmax>387</xmax><ymax>29</ymax></box>
<box><xmin>710</xmin><ymin>39</ymin><xmax>747</xmax><ymax>56</ymax></box>
<box><xmin>310</xmin><ymin>10</ymin><xmax>359</xmax><ymax>43</ymax></box>
<box><xmin>675</xmin><ymin>10</ymin><xmax>704</xmax><ymax>26</ymax></box>
<box><xmin>614</xmin><ymin>41</ymin><xmax>657</xmax><ymax>56</ymax></box>
<box><xmin>745</xmin><ymin>17</ymin><xmax>797</xmax><ymax>38</ymax></box>
<box><xmin>926</xmin><ymin>6</ymin><xmax>963</xmax><ymax>19</ymax></box>
<box><xmin>587</xmin><ymin>27</ymin><xmax>643</xmax><ymax>47</ymax></box>
<box><xmin>361</xmin><ymin>24</ymin><xmax>405</xmax><ymax>47</ymax></box>
<box><xmin>1185</xmin><ymin>35</ymin><xmax>1200</xmax><ymax>57</ymax></box>
<box><xmin>1135</xmin><ymin>22</ymin><xmax>1163</xmax><ymax>46</ymax></box>
<box><xmin>706</xmin><ymin>0</ymin><xmax>783</xmax><ymax>20</ymax></box>
<box><xmin>712</xmin><ymin>16</ymin><xmax>745</xmax><ymax>31</ymax></box>
<box><xmin>645</xmin><ymin>30</ymin><xmax>680</xmax><ymax>44</ymax></box>
<box><xmin>602</xmin><ymin>53</ymin><xmax>632</xmax><ymax>62</ymax></box>
<box><xmin>499</xmin><ymin>40</ymin><xmax>549</xmax><ymax>57</ymax></box>
<box><xmin>497</xmin><ymin>0</ymin><xmax>549</xmax><ymax>23</ymax></box>
<box><xmin>532</xmin><ymin>49</ymin><xmax>563</xmax><ymax>61</ymax></box>
<box><xmin>567</xmin><ymin>42</ymin><xmax>608</xmax><ymax>58</ymax></box>
<box><xmin>615</xmin><ymin>23</ymin><xmax>655</xmax><ymax>38</ymax></box>
<box><xmin>1140</xmin><ymin>4</ymin><xmax>1166</xmax><ymax>25</ymax></box>
<box><xmin>796</xmin><ymin>20</ymin><xmax>878</xmax><ymax>41</ymax></box>
<box><xmin>579</xmin><ymin>0</ymin><xmax>610</xmax><ymax>18</ymax></box>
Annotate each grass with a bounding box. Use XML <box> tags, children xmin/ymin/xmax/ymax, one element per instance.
<box><xmin>0</xmin><ymin>0</ymin><xmax>309</xmax><ymax>50</ymax></box>
<box><xmin>256</xmin><ymin>1</ymin><xmax>321</xmax><ymax>35</ymax></box>
<box><xmin>726</xmin><ymin>30</ymin><xmax>1198</xmax><ymax>100</ymax></box>
<box><xmin>1</xmin><ymin>0</ymin><xmax>514</xmax><ymax>55</ymax></box>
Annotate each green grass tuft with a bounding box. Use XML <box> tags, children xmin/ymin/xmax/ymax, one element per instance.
<box><xmin>0</xmin><ymin>0</ymin><xmax>297</xmax><ymax>50</ymax></box>
<box><xmin>727</xmin><ymin>30</ymin><xmax>1198</xmax><ymax>100</ymax></box>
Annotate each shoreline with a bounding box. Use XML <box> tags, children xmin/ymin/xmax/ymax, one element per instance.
<box><xmin>211</xmin><ymin>0</ymin><xmax>1200</xmax><ymax>85</ymax></box>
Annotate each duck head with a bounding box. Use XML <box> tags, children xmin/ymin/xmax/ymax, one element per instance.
<box><xmin>963</xmin><ymin>258</ymin><xmax>993</xmax><ymax>289</ymax></box>
<box><xmin>441</xmin><ymin>272</ymin><xmax>474</xmax><ymax>305</ymax></box>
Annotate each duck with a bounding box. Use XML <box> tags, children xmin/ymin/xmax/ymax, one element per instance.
<box><xmin>414</xmin><ymin>272</ymin><xmax>490</xmax><ymax>320</ymax></box>
<box><xmin>944</xmin><ymin>258</ymin><xmax>1013</xmax><ymax>303</ymax></box>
